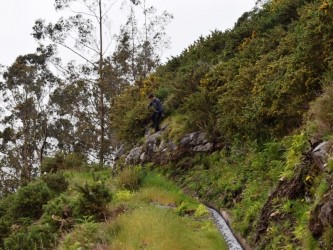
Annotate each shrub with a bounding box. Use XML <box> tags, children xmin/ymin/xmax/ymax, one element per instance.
<box><xmin>114</xmin><ymin>190</ymin><xmax>133</xmax><ymax>202</ymax></box>
<box><xmin>41</xmin><ymin>153</ymin><xmax>85</xmax><ymax>173</ymax></box>
<box><xmin>42</xmin><ymin>195</ymin><xmax>74</xmax><ymax>231</ymax></box>
<box><xmin>11</xmin><ymin>181</ymin><xmax>52</xmax><ymax>220</ymax></box>
<box><xmin>0</xmin><ymin>219</ymin><xmax>11</xmax><ymax>246</ymax></box>
<box><xmin>58</xmin><ymin>222</ymin><xmax>116</xmax><ymax>249</ymax></box>
<box><xmin>164</xmin><ymin>114</ymin><xmax>192</xmax><ymax>142</ymax></box>
<box><xmin>41</xmin><ymin>172</ymin><xmax>69</xmax><ymax>194</ymax></box>
<box><xmin>4</xmin><ymin>224</ymin><xmax>57</xmax><ymax>250</ymax></box>
<box><xmin>307</xmin><ymin>84</ymin><xmax>333</xmax><ymax>138</ymax></box>
<box><xmin>40</xmin><ymin>153</ymin><xmax>65</xmax><ymax>173</ymax></box>
<box><xmin>183</xmin><ymin>88</ymin><xmax>219</xmax><ymax>136</ymax></box>
<box><xmin>74</xmin><ymin>179</ymin><xmax>112</xmax><ymax>220</ymax></box>
<box><xmin>63</xmin><ymin>153</ymin><xmax>86</xmax><ymax>169</ymax></box>
<box><xmin>110</xmin><ymin>86</ymin><xmax>151</xmax><ymax>143</ymax></box>
<box><xmin>194</xmin><ymin>204</ymin><xmax>209</xmax><ymax>217</ymax></box>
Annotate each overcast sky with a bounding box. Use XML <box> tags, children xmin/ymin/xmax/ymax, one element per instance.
<box><xmin>0</xmin><ymin>0</ymin><xmax>256</xmax><ymax>67</ymax></box>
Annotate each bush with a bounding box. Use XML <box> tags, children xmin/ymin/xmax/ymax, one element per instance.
<box><xmin>307</xmin><ymin>84</ymin><xmax>333</xmax><ymax>138</ymax></box>
<box><xmin>74</xmin><ymin>179</ymin><xmax>112</xmax><ymax>220</ymax></box>
<box><xmin>63</xmin><ymin>153</ymin><xmax>86</xmax><ymax>169</ymax></box>
<box><xmin>40</xmin><ymin>153</ymin><xmax>65</xmax><ymax>173</ymax></box>
<box><xmin>11</xmin><ymin>181</ymin><xmax>52</xmax><ymax>220</ymax></box>
<box><xmin>164</xmin><ymin>114</ymin><xmax>192</xmax><ymax>142</ymax></box>
<box><xmin>183</xmin><ymin>88</ymin><xmax>219</xmax><ymax>136</ymax></box>
<box><xmin>58</xmin><ymin>222</ymin><xmax>115</xmax><ymax>250</ymax></box>
<box><xmin>194</xmin><ymin>204</ymin><xmax>209</xmax><ymax>217</ymax></box>
<box><xmin>41</xmin><ymin>172</ymin><xmax>69</xmax><ymax>194</ymax></box>
<box><xmin>4</xmin><ymin>224</ymin><xmax>57</xmax><ymax>250</ymax></box>
<box><xmin>42</xmin><ymin>195</ymin><xmax>74</xmax><ymax>231</ymax></box>
<box><xmin>110</xmin><ymin>86</ymin><xmax>151</xmax><ymax>143</ymax></box>
<box><xmin>0</xmin><ymin>219</ymin><xmax>11</xmax><ymax>246</ymax></box>
<box><xmin>41</xmin><ymin>153</ymin><xmax>85</xmax><ymax>173</ymax></box>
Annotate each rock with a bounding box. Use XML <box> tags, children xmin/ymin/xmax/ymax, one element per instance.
<box><xmin>124</xmin><ymin>130</ymin><xmax>214</xmax><ymax>165</ymax></box>
<box><xmin>113</xmin><ymin>145</ymin><xmax>125</xmax><ymax>160</ymax></box>
<box><xmin>312</xmin><ymin>141</ymin><xmax>333</xmax><ymax>170</ymax></box>
<box><xmin>269</xmin><ymin>211</ymin><xmax>280</xmax><ymax>218</ymax></box>
<box><xmin>180</xmin><ymin>131</ymin><xmax>209</xmax><ymax>146</ymax></box>
<box><xmin>192</xmin><ymin>142</ymin><xmax>213</xmax><ymax>152</ymax></box>
<box><xmin>142</xmin><ymin>132</ymin><xmax>163</xmax><ymax>163</ymax></box>
<box><xmin>309</xmin><ymin>190</ymin><xmax>333</xmax><ymax>237</ymax></box>
<box><xmin>180</xmin><ymin>131</ymin><xmax>213</xmax><ymax>152</ymax></box>
<box><xmin>125</xmin><ymin>146</ymin><xmax>143</xmax><ymax>165</ymax></box>
<box><xmin>319</xmin><ymin>191</ymin><xmax>333</xmax><ymax>227</ymax></box>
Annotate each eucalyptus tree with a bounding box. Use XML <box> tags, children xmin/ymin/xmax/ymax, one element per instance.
<box><xmin>33</xmin><ymin>0</ymin><xmax>171</xmax><ymax>164</ymax></box>
<box><xmin>32</xmin><ymin>0</ymin><xmax>140</xmax><ymax>164</ymax></box>
<box><xmin>112</xmin><ymin>1</ymin><xmax>173</xmax><ymax>83</ymax></box>
<box><xmin>0</xmin><ymin>46</ymin><xmax>59</xmax><ymax>187</ymax></box>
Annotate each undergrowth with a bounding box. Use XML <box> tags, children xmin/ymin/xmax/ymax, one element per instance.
<box><xmin>0</xmin><ymin>164</ymin><xmax>227</xmax><ymax>250</ymax></box>
<box><xmin>159</xmin><ymin>133</ymin><xmax>333</xmax><ymax>249</ymax></box>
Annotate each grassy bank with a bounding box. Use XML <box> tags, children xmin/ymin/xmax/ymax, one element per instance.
<box><xmin>0</xmin><ymin>166</ymin><xmax>227</xmax><ymax>249</ymax></box>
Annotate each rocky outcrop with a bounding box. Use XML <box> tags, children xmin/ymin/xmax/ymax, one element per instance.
<box><xmin>179</xmin><ymin>132</ymin><xmax>213</xmax><ymax>152</ymax></box>
<box><xmin>254</xmin><ymin>140</ymin><xmax>333</xmax><ymax>241</ymax></box>
<box><xmin>125</xmin><ymin>146</ymin><xmax>143</xmax><ymax>165</ymax></box>
<box><xmin>255</xmin><ymin>152</ymin><xmax>313</xmax><ymax>243</ymax></box>
<box><xmin>124</xmin><ymin>130</ymin><xmax>214</xmax><ymax>166</ymax></box>
<box><xmin>302</xmin><ymin>140</ymin><xmax>333</xmax><ymax>237</ymax></box>
<box><xmin>309</xmin><ymin>189</ymin><xmax>333</xmax><ymax>236</ymax></box>
<box><xmin>312</xmin><ymin>141</ymin><xmax>333</xmax><ymax>170</ymax></box>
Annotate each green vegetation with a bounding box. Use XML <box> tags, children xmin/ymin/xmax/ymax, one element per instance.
<box><xmin>108</xmin><ymin>0</ymin><xmax>333</xmax><ymax>248</ymax></box>
<box><xmin>0</xmin><ymin>161</ymin><xmax>226</xmax><ymax>249</ymax></box>
<box><xmin>2</xmin><ymin>0</ymin><xmax>333</xmax><ymax>249</ymax></box>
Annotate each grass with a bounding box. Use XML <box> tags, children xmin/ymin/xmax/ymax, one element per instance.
<box><xmin>163</xmin><ymin>114</ymin><xmax>193</xmax><ymax>142</ymax></box>
<box><xmin>109</xmin><ymin>206</ymin><xmax>226</xmax><ymax>250</ymax></box>
<box><xmin>56</xmin><ymin>168</ymin><xmax>227</xmax><ymax>250</ymax></box>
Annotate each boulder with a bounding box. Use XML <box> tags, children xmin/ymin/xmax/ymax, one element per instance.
<box><xmin>113</xmin><ymin>145</ymin><xmax>125</xmax><ymax>160</ymax></box>
<box><xmin>179</xmin><ymin>131</ymin><xmax>213</xmax><ymax>152</ymax></box>
<box><xmin>180</xmin><ymin>131</ymin><xmax>209</xmax><ymax>146</ymax></box>
<box><xmin>125</xmin><ymin>146</ymin><xmax>143</xmax><ymax>165</ymax></box>
<box><xmin>308</xmin><ymin>140</ymin><xmax>333</xmax><ymax>237</ymax></box>
<box><xmin>312</xmin><ymin>141</ymin><xmax>333</xmax><ymax>170</ymax></box>
<box><xmin>141</xmin><ymin>131</ymin><xmax>163</xmax><ymax>163</ymax></box>
<box><xmin>309</xmin><ymin>190</ymin><xmax>333</xmax><ymax>236</ymax></box>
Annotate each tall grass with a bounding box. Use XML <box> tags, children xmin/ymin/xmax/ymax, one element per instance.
<box><xmin>56</xmin><ymin>169</ymin><xmax>227</xmax><ymax>250</ymax></box>
<box><xmin>109</xmin><ymin>206</ymin><xmax>227</xmax><ymax>250</ymax></box>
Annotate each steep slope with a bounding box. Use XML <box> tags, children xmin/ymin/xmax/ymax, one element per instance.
<box><xmin>112</xmin><ymin>0</ymin><xmax>333</xmax><ymax>249</ymax></box>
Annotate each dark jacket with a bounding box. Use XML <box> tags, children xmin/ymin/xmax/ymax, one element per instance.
<box><xmin>148</xmin><ymin>98</ymin><xmax>164</xmax><ymax>113</ymax></box>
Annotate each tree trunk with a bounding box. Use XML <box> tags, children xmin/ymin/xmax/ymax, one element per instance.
<box><xmin>98</xmin><ymin>0</ymin><xmax>105</xmax><ymax>165</ymax></box>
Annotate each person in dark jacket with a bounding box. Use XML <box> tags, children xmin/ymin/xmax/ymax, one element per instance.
<box><xmin>147</xmin><ymin>93</ymin><xmax>164</xmax><ymax>132</ymax></box>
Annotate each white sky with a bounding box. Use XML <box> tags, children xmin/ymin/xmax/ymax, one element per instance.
<box><xmin>0</xmin><ymin>0</ymin><xmax>256</xmax><ymax>67</ymax></box>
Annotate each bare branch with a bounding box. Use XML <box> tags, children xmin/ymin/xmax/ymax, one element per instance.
<box><xmin>76</xmin><ymin>0</ymin><xmax>100</xmax><ymax>23</ymax></box>
<box><xmin>54</xmin><ymin>41</ymin><xmax>97</xmax><ymax>69</ymax></box>
<box><xmin>102</xmin><ymin>0</ymin><xmax>119</xmax><ymax>18</ymax></box>
<box><xmin>103</xmin><ymin>40</ymin><xmax>113</xmax><ymax>55</ymax></box>
<box><xmin>68</xmin><ymin>33</ymin><xmax>100</xmax><ymax>54</ymax></box>
<box><xmin>69</xmin><ymin>6</ymin><xmax>96</xmax><ymax>18</ymax></box>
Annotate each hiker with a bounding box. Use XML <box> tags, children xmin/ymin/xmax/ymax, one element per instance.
<box><xmin>147</xmin><ymin>93</ymin><xmax>164</xmax><ymax>132</ymax></box>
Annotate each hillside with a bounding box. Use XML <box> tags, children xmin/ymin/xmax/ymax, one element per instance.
<box><xmin>110</xmin><ymin>0</ymin><xmax>333</xmax><ymax>249</ymax></box>
<box><xmin>2</xmin><ymin>0</ymin><xmax>333</xmax><ymax>249</ymax></box>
